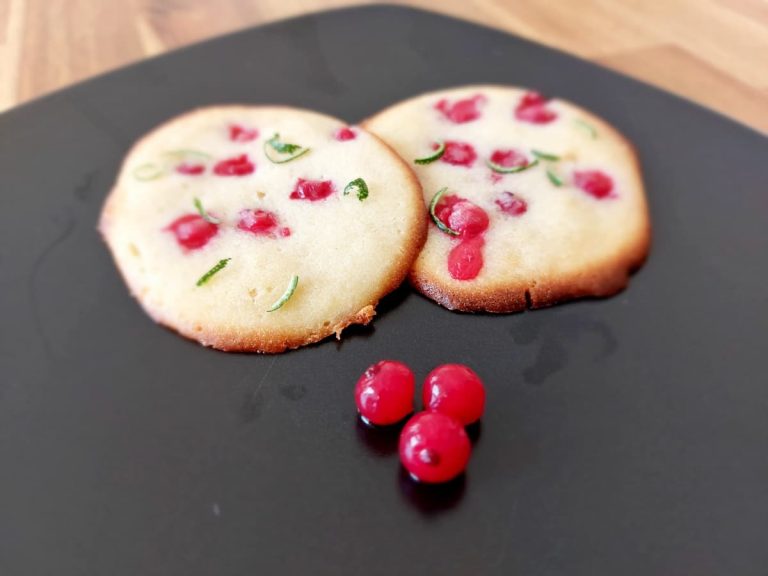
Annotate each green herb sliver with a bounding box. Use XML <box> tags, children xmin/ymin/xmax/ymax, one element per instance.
<box><xmin>531</xmin><ymin>149</ymin><xmax>561</xmax><ymax>162</ymax></box>
<box><xmin>196</xmin><ymin>258</ymin><xmax>231</xmax><ymax>287</ymax></box>
<box><xmin>267</xmin><ymin>275</ymin><xmax>299</xmax><ymax>312</ymax></box>
<box><xmin>344</xmin><ymin>178</ymin><xmax>369</xmax><ymax>201</ymax></box>
<box><xmin>574</xmin><ymin>119</ymin><xmax>598</xmax><ymax>139</ymax></box>
<box><xmin>264</xmin><ymin>133</ymin><xmax>310</xmax><ymax>164</ymax></box>
<box><xmin>194</xmin><ymin>197</ymin><xmax>220</xmax><ymax>224</ymax></box>
<box><xmin>486</xmin><ymin>158</ymin><xmax>539</xmax><ymax>174</ymax></box>
<box><xmin>133</xmin><ymin>163</ymin><xmax>164</xmax><ymax>181</ymax></box>
<box><xmin>546</xmin><ymin>169</ymin><xmax>564</xmax><ymax>187</ymax></box>
<box><xmin>429</xmin><ymin>188</ymin><xmax>459</xmax><ymax>236</ymax></box>
<box><xmin>414</xmin><ymin>141</ymin><xmax>446</xmax><ymax>165</ymax></box>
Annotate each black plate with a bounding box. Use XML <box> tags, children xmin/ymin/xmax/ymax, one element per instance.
<box><xmin>2</xmin><ymin>6</ymin><xmax>767</xmax><ymax>575</ymax></box>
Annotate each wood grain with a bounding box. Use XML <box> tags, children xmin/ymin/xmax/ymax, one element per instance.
<box><xmin>1</xmin><ymin>0</ymin><xmax>766</xmax><ymax>133</ymax></box>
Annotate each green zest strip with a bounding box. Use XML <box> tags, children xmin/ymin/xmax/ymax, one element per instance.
<box><xmin>264</xmin><ymin>133</ymin><xmax>310</xmax><ymax>164</ymax></box>
<box><xmin>532</xmin><ymin>149</ymin><xmax>561</xmax><ymax>161</ymax></box>
<box><xmin>267</xmin><ymin>275</ymin><xmax>299</xmax><ymax>312</ymax></box>
<box><xmin>574</xmin><ymin>119</ymin><xmax>598</xmax><ymax>139</ymax></box>
<box><xmin>133</xmin><ymin>163</ymin><xmax>164</xmax><ymax>181</ymax></box>
<box><xmin>343</xmin><ymin>177</ymin><xmax>369</xmax><ymax>201</ymax></box>
<box><xmin>429</xmin><ymin>188</ymin><xmax>459</xmax><ymax>236</ymax></box>
<box><xmin>414</xmin><ymin>141</ymin><xmax>446</xmax><ymax>165</ymax></box>
<box><xmin>546</xmin><ymin>169</ymin><xmax>563</xmax><ymax>187</ymax></box>
<box><xmin>194</xmin><ymin>197</ymin><xmax>220</xmax><ymax>224</ymax></box>
<box><xmin>196</xmin><ymin>258</ymin><xmax>231</xmax><ymax>287</ymax></box>
<box><xmin>486</xmin><ymin>158</ymin><xmax>539</xmax><ymax>174</ymax></box>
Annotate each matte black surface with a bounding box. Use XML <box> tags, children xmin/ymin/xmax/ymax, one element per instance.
<box><xmin>1</xmin><ymin>6</ymin><xmax>767</xmax><ymax>575</ymax></box>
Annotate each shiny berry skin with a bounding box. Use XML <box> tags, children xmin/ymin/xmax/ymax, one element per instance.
<box><xmin>573</xmin><ymin>170</ymin><xmax>615</xmax><ymax>199</ymax></box>
<box><xmin>290</xmin><ymin>178</ymin><xmax>335</xmax><ymax>201</ymax></box>
<box><xmin>355</xmin><ymin>361</ymin><xmax>415</xmax><ymax>426</ymax></box>
<box><xmin>166</xmin><ymin>214</ymin><xmax>218</xmax><ymax>250</ymax></box>
<box><xmin>214</xmin><ymin>154</ymin><xmax>255</xmax><ymax>176</ymax></box>
<box><xmin>334</xmin><ymin>126</ymin><xmax>356</xmax><ymax>141</ymax></box>
<box><xmin>441</xmin><ymin>141</ymin><xmax>477</xmax><ymax>167</ymax></box>
<box><xmin>495</xmin><ymin>191</ymin><xmax>528</xmax><ymax>216</ymax></box>
<box><xmin>423</xmin><ymin>364</ymin><xmax>486</xmax><ymax>425</ymax></box>
<box><xmin>435</xmin><ymin>195</ymin><xmax>489</xmax><ymax>239</ymax></box>
<box><xmin>229</xmin><ymin>124</ymin><xmax>259</xmax><ymax>142</ymax></box>
<box><xmin>448</xmin><ymin>236</ymin><xmax>485</xmax><ymax>280</ymax></box>
<box><xmin>399</xmin><ymin>412</ymin><xmax>471</xmax><ymax>483</ymax></box>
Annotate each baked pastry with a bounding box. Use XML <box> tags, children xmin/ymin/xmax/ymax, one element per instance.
<box><xmin>364</xmin><ymin>85</ymin><xmax>650</xmax><ymax>312</ymax></box>
<box><xmin>100</xmin><ymin>106</ymin><xmax>426</xmax><ymax>352</ymax></box>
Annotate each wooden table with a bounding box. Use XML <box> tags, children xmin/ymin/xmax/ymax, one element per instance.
<box><xmin>1</xmin><ymin>0</ymin><xmax>767</xmax><ymax>133</ymax></box>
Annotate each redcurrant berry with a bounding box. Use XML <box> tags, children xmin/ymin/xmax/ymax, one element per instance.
<box><xmin>399</xmin><ymin>412</ymin><xmax>471</xmax><ymax>483</ymax></box>
<box><xmin>355</xmin><ymin>361</ymin><xmax>415</xmax><ymax>426</ymax></box>
<box><xmin>423</xmin><ymin>364</ymin><xmax>485</xmax><ymax>425</ymax></box>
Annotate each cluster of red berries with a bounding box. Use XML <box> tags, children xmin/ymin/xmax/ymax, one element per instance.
<box><xmin>354</xmin><ymin>360</ymin><xmax>485</xmax><ymax>484</ymax></box>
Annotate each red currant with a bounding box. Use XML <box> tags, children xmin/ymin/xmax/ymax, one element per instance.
<box><xmin>399</xmin><ymin>412</ymin><xmax>471</xmax><ymax>483</ymax></box>
<box><xmin>434</xmin><ymin>195</ymin><xmax>489</xmax><ymax>239</ymax></box>
<box><xmin>334</xmin><ymin>126</ymin><xmax>356</xmax><ymax>141</ymax></box>
<box><xmin>166</xmin><ymin>214</ymin><xmax>218</xmax><ymax>250</ymax></box>
<box><xmin>289</xmin><ymin>178</ymin><xmax>335</xmax><ymax>201</ymax></box>
<box><xmin>448</xmin><ymin>236</ymin><xmax>485</xmax><ymax>281</ymax></box>
<box><xmin>573</xmin><ymin>170</ymin><xmax>615</xmax><ymax>199</ymax></box>
<box><xmin>423</xmin><ymin>364</ymin><xmax>485</xmax><ymax>425</ymax></box>
<box><xmin>489</xmin><ymin>148</ymin><xmax>529</xmax><ymax>169</ymax></box>
<box><xmin>495</xmin><ymin>191</ymin><xmax>528</xmax><ymax>216</ymax></box>
<box><xmin>229</xmin><ymin>124</ymin><xmax>259</xmax><ymax>142</ymax></box>
<box><xmin>213</xmin><ymin>154</ymin><xmax>255</xmax><ymax>176</ymax></box>
<box><xmin>440</xmin><ymin>140</ymin><xmax>477</xmax><ymax>167</ymax></box>
<box><xmin>237</xmin><ymin>209</ymin><xmax>279</xmax><ymax>236</ymax></box>
<box><xmin>434</xmin><ymin>94</ymin><xmax>486</xmax><ymax>124</ymax></box>
<box><xmin>175</xmin><ymin>162</ymin><xmax>205</xmax><ymax>175</ymax></box>
<box><xmin>355</xmin><ymin>361</ymin><xmax>415</xmax><ymax>426</ymax></box>
<box><xmin>514</xmin><ymin>91</ymin><xmax>557</xmax><ymax>124</ymax></box>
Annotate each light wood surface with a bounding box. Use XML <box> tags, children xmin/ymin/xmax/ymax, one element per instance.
<box><xmin>1</xmin><ymin>0</ymin><xmax>767</xmax><ymax>133</ymax></box>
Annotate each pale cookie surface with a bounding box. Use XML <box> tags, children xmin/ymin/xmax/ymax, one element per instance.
<box><xmin>364</xmin><ymin>85</ymin><xmax>651</xmax><ymax>312</ymax></box>
<box><xmin>100</xmin><ymin>106</ymin><xmax>426</xmax><ymax>352</ymax></box>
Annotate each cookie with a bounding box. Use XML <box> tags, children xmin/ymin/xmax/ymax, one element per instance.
<box><xmin>100</xmin><ymin>106</ymin><xmax>426</xmax><ymax>352</ymax></box>
<box><xmin>363</xmin><ymin>85</ymin><xmax>651</xmax><ymax>312</ymax></box>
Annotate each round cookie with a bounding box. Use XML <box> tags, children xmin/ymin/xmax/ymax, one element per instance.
<box><xmin>100</xmin><ymin>106</ymin><xmax>426</xmax><ymax>352</ymax></box>
<box><xmin>363</xmin><ymin>85</ymin><xmax>651</xmax><ymax>312</ymax></box>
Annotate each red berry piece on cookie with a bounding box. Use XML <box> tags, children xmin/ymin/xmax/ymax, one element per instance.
<box><xmin>166</xmin><ymin>214</ymin><xmax>219</xmax><ymax>250</ymax></box>
<box><xmin>290</xmin><ymin>178</ymin><xmax>335</xmax><ymax>201</ymax></box>
<box><xmin>515</xmin><ymin>91</ymin><xmax>557</xmax><ymax>124</ymax></box>
<box><xmin>573</xmin><ymin>169</ymin><xmax>615</xmax><ymax>199</ymax></box>
<box><xmin>441</xmin><ymin>141</ymin><xmax>477</xmax><ymax>167</ymax></box>
<box><xmin>175</xmin><ymin>163</ymin><xmax>205</xmax><ymax>175</ymax></box>
<box><xmin>214</xmin><ymin>154</ymin><xmax>255</xmax><ymax>176</ymax></box>
<box><xmin>229</xmin><ymin>124</ymin><xmax>259</xmax><ymax>142</ymax></box>
<box><xmin>495</xmin><ymin>191</ymin><xmax>528</xmax><ymax>216</ymax></box>
<box><xmin>237</xmin><ymin>209</ymin><xmax>291</xmax><ymax>238</ymax></box>
<box><xmin>435</xmin><ymin>94</ymin><xmax>486</xmax><ymax>124</ymax></box>
<box><xmin>334</xmin><ymin>126</ymin><xmax>357</xmax><ymax>141</ymax></box>
<box><xmin>435</xmin><ymin>195</ymin><xmax>489</xmax><ymax>239</ymax></box>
